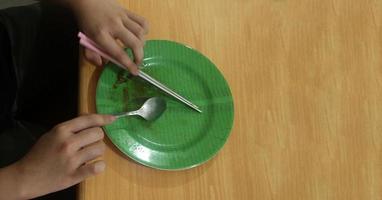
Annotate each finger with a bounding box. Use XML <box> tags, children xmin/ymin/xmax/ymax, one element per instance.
<box><xmin>125</xmin><ymin>10</ymin><xmax>149</xmax><ymax>34</ymax></box>
<box><xmin>61</xmin><ymin>114</ymin><xmax>115</xmax><ymax>133</ymax></box>
<box><xmin>95</xmin><ymin>32</ymin><xmax>139</xmax><ymax>75</ymax></box>
<box><xmin>101</xmin><ymin>58</ymin><xmax>109</xmax><ymax>66</ymax></box>
<box><xmin>75</xmin><ymin>140</ymin><xmax>105</xmax><ymax>165</ymax></box>
<box><xmin>73</xmin><ymin>160</ymin><xmax>105</xmax><ymax>182</ymax></box>
<box><xmin>84</xmin><ymin>49</ymin><xmax>103</xmax><ymax>66</ymax></box>
<box><xmin>71</xmin><ymin>127</ymin><xmax>104</xmax><ymax>149</ymax></box>
<box><xmin>122</xmin><ymin>16</ymin><xmax>145</xmax><ymax>41</ymax></box>
<box><xmin>114</xmin><ymin>29</ymin><xmax>144</xmax><ymax>66</ymax></box>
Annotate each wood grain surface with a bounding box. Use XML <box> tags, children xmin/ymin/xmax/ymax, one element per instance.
<box><xmin>78</xmin><ymin>0</ymin><xmax>382</xmax><ymax>199</ymax></box>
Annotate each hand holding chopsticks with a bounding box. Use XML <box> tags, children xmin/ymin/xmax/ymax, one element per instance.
<box><xmin>78</xmin><ymin>32</ymin><xmax>202</xmax><ymax>113</ymax></box>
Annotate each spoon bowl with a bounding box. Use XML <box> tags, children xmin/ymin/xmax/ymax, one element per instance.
<box><xmin>115</xmin><ymin>97</ymin><xmax>167</xmax><ymax>121</ymax></box>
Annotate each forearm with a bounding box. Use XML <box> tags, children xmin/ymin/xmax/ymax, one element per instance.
<box><xmin>0</xmin><ymin>163</ymin><xmax>28</xmax><ymax>200</ymax></box>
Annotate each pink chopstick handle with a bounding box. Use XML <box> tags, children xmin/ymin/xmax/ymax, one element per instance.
<box><xmin>78</xmin><ymin>32</ymin><xmax>125</xmax><ymax>69</ymax></box>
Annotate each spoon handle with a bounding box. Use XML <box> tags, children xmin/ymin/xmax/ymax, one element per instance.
<box><xmin>115</xmin><ymin>110</ymin><xmax>140</xmax><ymax>119</ymax></box>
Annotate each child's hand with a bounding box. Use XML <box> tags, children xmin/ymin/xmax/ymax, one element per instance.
<box><xmin>71</xmin><ymin>0</ymin><xmax>149</xmax><ymax>75</ymax></box>
<box><xmin>11</xmin><ymin>114</ymin><xmax>115</xmax><ymax>199</ymax></box>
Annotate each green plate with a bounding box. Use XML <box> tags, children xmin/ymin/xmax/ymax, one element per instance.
<box><xmin>96</xmin><ymin>40</ymin><xmax>234</xmax><ymax>170</ymax></box>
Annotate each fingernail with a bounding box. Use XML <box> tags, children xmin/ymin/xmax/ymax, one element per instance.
<box><xmin>95</xmin><ymin>162</ymin><xmax>106</xmax><ymax>173</ymax></box>
<box><xmin>132</xmin><ymin>68</ymin><xmax>139</xmax><ymax>76</ymax></box>
<box><xmin>97</xmin><ymin>56</ymin><xmax>103</xmax><ymax>66</ymax></box>
<box><xmin>107</xmin><ymin>115</ymin><xmax>117</xmax><ymax>122</ymax></box>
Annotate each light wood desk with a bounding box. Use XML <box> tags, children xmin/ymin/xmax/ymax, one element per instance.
<box><xmin>78</xmin><ymin>0</ymin><xmax>382</xmax><ymax>199</ymax></box>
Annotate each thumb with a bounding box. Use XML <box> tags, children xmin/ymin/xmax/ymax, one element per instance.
<box><xmin>84</xmin><ymin>48</ymin><xmax>103</xmax><ymax>67</ymax></box>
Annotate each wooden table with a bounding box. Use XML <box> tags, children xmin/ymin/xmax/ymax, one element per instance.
<box><xmin>78</xmin><ymin>0</ymin><xmax>382</xmax><ymax>199</ymax></box>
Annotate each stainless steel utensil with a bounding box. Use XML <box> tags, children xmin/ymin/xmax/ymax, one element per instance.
<box><xmin>114</xmin><ymin>97</ymin><xmax>167</xmax><ymax>121</ymax></box>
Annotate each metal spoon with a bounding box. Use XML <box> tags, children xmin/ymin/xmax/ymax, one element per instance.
<box><xmin>114</xmin><ymin>97</ymin><xmax>167</xmax><ymax>121</ymax></box>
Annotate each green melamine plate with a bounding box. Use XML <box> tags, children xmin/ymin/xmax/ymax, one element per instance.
<box><xmin>96</xmin><ymin>40</ymin><xmax>234</xmax><ymax>170</ymax></box>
